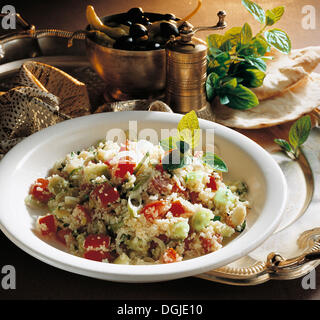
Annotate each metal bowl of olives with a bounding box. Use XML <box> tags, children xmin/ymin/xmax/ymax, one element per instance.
<box><xmin>85</xmin><ymin>7</ymin><xmax>182</xmax><ymax>100</ymax></box>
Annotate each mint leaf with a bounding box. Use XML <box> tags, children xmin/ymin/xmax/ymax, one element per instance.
<box><xmin>275</xmin><ymin>116</ymin><xmax>312</xmax><ymax>159</ymax></box>
<box><xmin>222</xmin><ymin>77</ymin><xmax>237</xmax><ymax>89</ymax></box>
<box><xmin>242</xmin><ymin>0</ymin><xmax>266</xmax><ymax>24</ymax></box>
<box><xmin>240</xmin><ymin>23</ymin><xmax>253</xmax><ymax>45</ymax></box>
<box><xmin>206</xmin><ymin>72</ymin><xmax>220</xmax><ymax>102</ymax></box>
<box><xmin>202</xmin><ymin>152</ymin><xmax>228</xmax><ymax>172</ymax></box>
<box><xmin>274</xmin><ymin>139</ymin><xmax>293</xmax><ymax>153</ymax></box>
<box><xmin>223</xmin><ymin>27</ymin><xmax>242</xmax><ymax>46</ymax></box>
<box><xmin>244</xmin><ymin>56</ymin><xmax>267</xmax><ymax>72</ymax></box>
<box><xmin>266</xmin><ymin>6</ymin><xmax>285</xmax><ymax>26</ymax></box>
<box><xmin>207</xmin><ymin>34</ymin><xmax>225</xmax><ymax>50</ymax></box>
<box><xmin>177</xmin><ymin>110</ymin><xmax>200</xmax><ymax>149</ymax></box>
<box><xmin>176</xmin><ymin>141</ymin><xmax>190</xmax><ymax>154</ymax></box>
<box><xmin>240</xmin><ymin>68</ymin><xmax>266</xmax><ymax>88</ymax></box>
<box><xmin>219</xmin><ymin>95</ymin><xmax>230</xmax><ymax>105</ymax></box>
<box><xmin>224</xmin><ymin>84</ymin><xmax>259</xmax><ymax>110</ymax></box>
<box><xmin>162</xmin><ymin>149</ymin><xmax>191</xmax><ymax>172</ymax></box>
<box><xmin>288</xmin><ymin>115</ymin><xmax>312</xmax><ymax>151</ymax></box>
<box><xmin>160</xmin><ymin>136</ymin><xmax>179</xmax><ymax>151</ymax></box>
<box><xmin>264</xmin><ymin>28</ymin><xmax>291</xmax><ymax>54</ymax></box>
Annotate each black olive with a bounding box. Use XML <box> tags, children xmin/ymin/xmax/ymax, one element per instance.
<box><xmin>160</xmin><ymin>22</ymin><xmax>180</xmax><ymax>38</ymax></box>
<box><xmin>146</xmin><ymin>41</ymin><xmax>161</xmax><ymax>50</ymax></box>
<box><xmin>113</xmin><ymin>36</ymin><xmax>134</xmax><ymax>50</ymax></box>
<box><xmin>129</xmin><ymin>23</ymin><xmax>148</xmax><ymax>39</ymax></box>
<box><xmin>127</xmin><ymin>7</ymin><xmax>144</xmax><ymax>22</ymax></box>
<box><xmin>121</xmin><ymin>20</ymin><xmax>132</xmax><ymax>27</ymax></box>
<box><xmin>132</xmin><ymin>36</ymin><xmax>149</xmax><ymax>50</ymax></box>
<box><xmin>139</xmin><ymin>16</ymin><xmax>151</xmax><ymax>26</ymax></box>
<box><xmin>163</xmin><ymin>13</ymin><xmax>176</xmax><ymax>21</ymax></box>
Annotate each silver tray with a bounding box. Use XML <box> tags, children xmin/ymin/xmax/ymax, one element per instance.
<box><xmin>1</xmin><ymin>26</ymin><xmax>320</xmax><ymax>285</ymax></box>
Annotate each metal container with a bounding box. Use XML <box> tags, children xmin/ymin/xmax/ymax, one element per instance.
<box><xmin>165</xmin><ymin>25</ymin><xmax>207</xmax><ymax>113</ymax></box>
<box><xmin>85</xmin><ymin>13</ymin><xmax>168</xmax><ymax>101</ymax></box>
<box><xmin>165</xmin><ymin>12</ymin><xmax>227</xmax><ymax>113</ymax></box>
<box><xmin>86</xmin><ymin>36</ymin><xmax>165</xmax><ymax>101</ymax></box>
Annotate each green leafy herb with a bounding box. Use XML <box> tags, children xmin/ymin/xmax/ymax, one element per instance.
<box><xmin>202</xmin><ymin>152</ymin><xmax>228</xmax><ymax>172</ymax></box>
<box><xmin>242</xmin><ymin>0</ymin><xmax>265</xmax><ymax>24</ymax></box>
<box><xmin>159</xmin><ymin>136</ymin><xmax>179</xmax><ymax>151</ymax></box>
<box><xmin>160</xmin><ymin>112</ymin><xmax>228</xmax><ymax>173</ymax></box>
<box><xmin>264</xmin><ymin>28</ymin><xmax>291</xmax><ymax>54</ymax></box>
<box><xmin>274</xmin><ymin>115</ymin><xmax>312</xmax><ymax>159</ymax></box>
<box><xmin>206</xmin><ymin>0</ymin><xmax>291</xmax><ymax>110</ymax></box>
<box><xmin>162</xmin><ymin>150</ymin><xmax>191</xmax><ymax>172</ymax></box>
<box><xmin>265</xmin><ymin>6</ymin><xmax>285</xmax><ymax>26</ymax></box>
<box><xmin>177</xmin><ymin>110</ymin><xmax>200</xmax><ymax>149</ymax></box>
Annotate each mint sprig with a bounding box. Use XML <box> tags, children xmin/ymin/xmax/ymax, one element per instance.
<box><xmin>159</xmin><ymin>112</ymin><xmax>227</xmax><ymax>172</ymax></box>
<box><xmin>206</xmin><ymin>0</ymin><xmax>291</xmax><ymax>110</ymax></box>
<box><xmin>202</xmin><ymin>152</ymin><xmax>228</xmax><ymax>172</ymax></box>
<box><xmin>274</xmin><ymin>115</ymin><xmax>312</xmax><ymax>159</ymax></box>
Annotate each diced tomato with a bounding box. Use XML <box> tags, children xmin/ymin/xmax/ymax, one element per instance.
<box><xmin>169</xmin><ymin>201</ymin><xmax>186</xmax><ymax>217</ymax></box>
<box><xmin>141</xmin><ymin>201</ymin><xmax>168</xmax><ymax>222</ymax></box>
<box><xmin>84</xmin><ymin>250</ymin><xmax>111</xmax><ymax>262</ymax></box>
<box><xmin>162</xmin><ymin>248</ymin><xmax>180</xmax><ymax>263</ymax></box>
<box><xmin>148</xmin><ymin>174</ymin><xmax>171</xmax><ymax>195</ymax></box>
<box><xmin>84</xmin><ymin>234</ymin><xmax>110</xmax><ymax>249</ymax></box>
<box><xmin>38</xmin><ymin>214</ymin><xmax>56</xmax><ymax>236</ymax></box>
<box><xmin>115</xmin><ymin>158</ymin><xmax>136</xmax><ymax>179</ymax></box>
<box><xmin>29</xmin><ymin>178</ymin><xmax>53</xmax><ymax>203</ymax></box>
<box><xmin>172</xmin><ymin>181</ymin><xmax>188</xmax><ymax>197</ymax></box>
<box><xmin>56</xmin><ymin>228</ymin><xmax>71</xmax><ymax>245</ymax></box>
<box><xmin>206</xmin><ymin>176</ymin><xmax>217</xmax><ymax>191</ymax></box>
<box><xmin>91</xmin><ymin>183</ymin><xmax>119</xmax><ymax>207</ymax></box>
<box><xmin>189</xmin><ymin>191</ymin><xmax>200</xmax><ymax>204</ymax></box>
<box><xmin>155</xmin><ymin>163</ymin><xmax>164</xmax><ymax>173</ymax></box>
<box><xmin>83</xmin><ymin>234</ymin><xmax>111</xmax><ymax>262</ymax></box>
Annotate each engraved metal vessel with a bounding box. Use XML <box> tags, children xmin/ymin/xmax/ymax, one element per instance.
<box><xmin>165</xmin><ymin>12</ymin><xmax>227</xmax><ymax>113</ymax></box>
<box><xmin>85</xmin><ymin>13</ymin><xmax>167</xmax><ymax>101</ymax></box>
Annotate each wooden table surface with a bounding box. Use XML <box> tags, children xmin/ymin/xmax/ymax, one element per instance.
<box><xmin>1</xmin><ymin>0</ymin><xmax>320</xmax><ymax>301</ymax></box>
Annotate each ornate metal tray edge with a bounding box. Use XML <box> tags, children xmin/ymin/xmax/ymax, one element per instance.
<box><xmin>198</xmin><ymin>128</ymin><xmax>320</xmax><ymax>285</ymax></box>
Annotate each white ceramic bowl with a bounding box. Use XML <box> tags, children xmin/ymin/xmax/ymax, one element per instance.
<box><xmin>0</xmin><ymin>111</ymin><xmax>287</xmax><ymax>282</ymax></box>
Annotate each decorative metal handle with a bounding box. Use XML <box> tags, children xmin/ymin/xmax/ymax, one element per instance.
<box><xmin>266</xmin><ymin>250</ymin><xmax>320</xmax><ymax>273</ymax></box>
<box><xmin>0</xmin><ymin>12</ymin><xmax>35</xmax><ymax>37</ymax></box>
<box><xmin>194</xmin><ymin>11</ymin><xmax>227</xmax><ymax>33</ymax></box>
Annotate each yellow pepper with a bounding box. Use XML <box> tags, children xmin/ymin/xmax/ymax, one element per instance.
<box><xmin>86</xmin><ymin>5</ymin><xmax>128</xmax><ymax>39</ymax></box>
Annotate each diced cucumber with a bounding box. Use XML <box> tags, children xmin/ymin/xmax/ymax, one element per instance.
<box><xmin>170</xmin><ymin>221</ymin><xmax>190</xmax><ymax>240</ymax></box>
<box><xmin>191</xmin><ymin>209</ymin><xmax>214</xmax><ymax>232</ymax></box>
<box><xmin>83</xmin><ymin>163</ymin><xmax>110</xmax><ymax>182</ymax></box>
<box><xmin>185</xmin><ymin>171</ymin><xmax>204</xmax><ymax>183</ymax></box>
<box><xmin>213</xmin><ymin>187</ymin><xmax>236</xmax><ymax>209</ymax></box>
<box><xmin>126</xmin><ymin>237</ymin><xmax>148</xmax><ymax>255</ymax></box>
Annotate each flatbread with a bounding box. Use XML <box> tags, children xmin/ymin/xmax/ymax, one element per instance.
<box><xmin>213</xmin><ymin>72</ymin><xmax>320</xmax><ymax>129</ymax></box>
<box><xmin>252</xmin><ymin>46</ymin><xmax>320</xmax><ymax>101</ymax></box>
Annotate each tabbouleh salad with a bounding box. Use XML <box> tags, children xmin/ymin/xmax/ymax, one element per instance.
<box><xmin>25</xmin><ymin>137</ymin><xmax>249</xmax><ymax>265</ymax></box>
